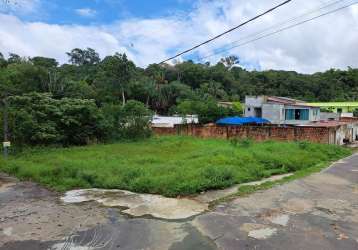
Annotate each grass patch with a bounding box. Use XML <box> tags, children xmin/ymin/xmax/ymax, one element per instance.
<box><xmin>0</xmin><ymin>136</ymin><xmax>351</xmax><ymax>197</ymax></box>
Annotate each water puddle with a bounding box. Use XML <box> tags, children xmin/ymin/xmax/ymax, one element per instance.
<box><xmin>61</xmin><ymin>174</ymin><xmax>294</xmax><ymax>220</ymax></box>
<box><xmin>248</xmin><ymin>227</ymin><xmax>278</xmax><ymax>240</ymax></box>
<box><xmin>61</xmin><ymin>189</ymin><xmax>208</xmax><ymax>220</ymax></box>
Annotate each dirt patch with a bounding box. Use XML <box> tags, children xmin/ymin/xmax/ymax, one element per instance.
<box><xmin>0</xmin><ymin>175</ymin><xmax>16</xmax><ymax>192</ymax></box>
<box><xmin>282</xmin><ymin>198</ymin><xmax>315</xmax><ymax>214</ymax></box>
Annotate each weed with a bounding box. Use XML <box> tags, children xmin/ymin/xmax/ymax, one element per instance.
<box><xmin>0</xmin><ymin>136</ymin><xmax>351</xmax><ymax>197</ymax></box>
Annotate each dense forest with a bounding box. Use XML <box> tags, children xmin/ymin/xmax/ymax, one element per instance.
<box><xmin>1</xmin><ymin>48</ymin><xmax>358</xmax><ymax>147</ymax></box>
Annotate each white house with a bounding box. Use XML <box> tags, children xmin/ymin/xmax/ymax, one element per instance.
<box><xmin>151</xmin><ymin>115</ymin><xmax>199</xmax><ymax>128</ymax></box>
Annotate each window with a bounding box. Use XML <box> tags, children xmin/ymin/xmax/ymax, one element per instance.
<box><xmin>248</xmin><ymin>107</ymin><xmax>251</xmax><ymax>111</ymax></box>
<box><xmin>285</xmin><ymin>109</ymin><xmax>309</xmax><ymax>121</ymax></box>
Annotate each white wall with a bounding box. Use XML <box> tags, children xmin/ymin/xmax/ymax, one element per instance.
<box><xmin>151</xmin><ymin>115</ymin><xmax>199</xmax><ymax>128</ymax></box>
<box><xmin>244</xmin><ymin>96</ymin><xmax>266</xmax><ymax>117</ymax></box>
<box><xmin>262</xmin><ymin>104</ymin><xmax>284</xmax><ymax>124</ymax></box>
<box><xmin>245</xmin><ymin>96</ymin><xmax>266</xmax><ymax>107</ymax></box>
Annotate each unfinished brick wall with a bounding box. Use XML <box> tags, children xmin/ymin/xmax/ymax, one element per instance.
<box><xmin>151</xmin><ymin>127</ymin><xmax>177</xmax><ymax>136</ymax></box>
<box><xmin>340</xmin><ymin>117</ymin><xmax>358</xmax><ymax>122</ymax></box>
<box><xmin>153</xmin><ymin>124</ymin><xmax>332</xmax><ymax>144</ymax></box>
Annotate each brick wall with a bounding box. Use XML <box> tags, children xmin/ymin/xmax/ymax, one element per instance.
<box><xmin>340</xmin><ymin>117</ymin><xmax>358</xmax><ymax>122</ymax></box>
<box><xmin>152</xmin><ymin>124</ymin><xmax>332</xmax><ymax>144</ymax></box>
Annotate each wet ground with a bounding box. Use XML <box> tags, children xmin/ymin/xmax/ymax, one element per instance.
<box><xmin>1</xmin><ymin>154</ymin><xmax>358</xmax><ymax>250</ymax></box>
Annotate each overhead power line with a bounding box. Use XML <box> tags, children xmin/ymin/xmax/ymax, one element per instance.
<box><xmin>198</xmin><ymin>0</ymin><xmax>346</xmax><ymax>61</ymax></box>
<box><xmin>158</xmin><ymin>0</ymin><xmax>293</xmax><ymax>64</ymax></box>
<box><xmin>199</xmin><ymin>0</ymin><xmax>358</xmax><ymax>61</ymax></box>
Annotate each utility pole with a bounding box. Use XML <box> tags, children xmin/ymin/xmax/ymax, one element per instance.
<box><xmin>2</xmin><ymin>98</ymin><xmax>9</xmax><ymax>159</ymax></box>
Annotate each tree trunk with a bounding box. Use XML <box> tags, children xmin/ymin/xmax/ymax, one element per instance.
<box><xmin>146</xmin><ymin>95</ymin><xmax>150</xmax><ymax>107</ymax></box>
<box><xmin>121</xmin><ymin>89</ymin><xmax>126</xmax><ymax>106</ymax></box>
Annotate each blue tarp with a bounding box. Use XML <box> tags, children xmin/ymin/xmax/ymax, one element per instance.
<box><xmin>216</xmin><ymin>117</ymin><xmax>270</xmax><ymax>125</ymax></box>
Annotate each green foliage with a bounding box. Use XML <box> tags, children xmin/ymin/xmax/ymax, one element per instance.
<box><xmin>117</xmin><ymin>100</ymin><xmax>153</xmax><ymax>139</ymax></box>
<box><xmin>2</xmin><ymin>49</ymin><xmax>358</xmax><ymax>148</ymax></box>
<box><xmin>6</xmin><ymin>92</ymin><xmax>108</xmax><ymax>146</ymax></box>
<box><xmin>0</xmin><ymin>136</ymin><xmax>350</xmax><ymax>197</ymax></box>
<box><xmin>175</xmin><ymin>99</ymin><xmax>240</xmax><ymax>123</ymax></box>
<box><xmin>354</xmin><ymin>109</ymin><xmax>358</xmax><ymax>117</ymax></box>
<box><xmin>66</xmin><ymin>48</ymin><xmax>100</xmax><ymax>66</ymax></box>
<box><xmin>95</xmin><ymin>53</ymin><xmax>135</xmax><ymax>104</ymax></box>
<box><xmin>30</xmin><ymin>57</ymin><xmax>58</xmax><ymax>68</ymax></box>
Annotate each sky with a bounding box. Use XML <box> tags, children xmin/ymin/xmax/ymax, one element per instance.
<box><xmin>0</xmin><ymin>0</ymin><xmax>357</xmax><ymax>73</ymax></box>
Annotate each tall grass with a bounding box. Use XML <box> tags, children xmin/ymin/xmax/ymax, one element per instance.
<box><xmin>0</xmin><ymin>136</ymin><xmax>351</xmax><ymax>197</ymax></box>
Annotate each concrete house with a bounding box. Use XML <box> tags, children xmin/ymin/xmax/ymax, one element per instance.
<box><xmin>244</xmin><ymin>96</ymin><xmax>320</xmax><ymax>125</ymax></box>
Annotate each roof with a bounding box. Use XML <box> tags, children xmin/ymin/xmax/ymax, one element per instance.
<box><xmin>216</xmin><ymin>117</ymin><xmax>270</xmax><ymax>125</ymax></box>
<box><xmin>267</xmin><ymin>96</ymin><xmax>305</xmax><ymax>104</ymax></box>
<box><xmin>267</xmin><ymin>96</ymin><xmax>317</xmax><ymax>108</ymax></box>
<box><xmin>307</xmin><ymin>102</ymin><xmax>358</xmax><ymax>107</ymax></box>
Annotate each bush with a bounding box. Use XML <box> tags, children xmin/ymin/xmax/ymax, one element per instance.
<box><xmin>118</xmin><ymin>100</ymin><xmax>153</xmax><ymax>139</ymax></box>
<box><xmin>354</xmin><ymin>109</ymin><xmax>358</xmax><ymax>117</ymax></box>
<box><xmin>102</xmin><ymin>100</ymin><xmax>153</xmax><ymax>140</ymax></box>
<box><xmin>5</xmin><ymin>92</ymin><xmax>109</xmax><ymax>146</ymax></box>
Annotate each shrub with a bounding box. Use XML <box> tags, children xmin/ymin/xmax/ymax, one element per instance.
<box><xmin>117</xmin><ymin>100</ymin><xmax>153</xmax><ymax>139</ymax></box>
<box><xmin>5</xmin><ymin>92</ymin><xmax>109</xmax><ymax>146</ymax></box>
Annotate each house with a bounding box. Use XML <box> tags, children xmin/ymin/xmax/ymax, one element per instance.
<box><xmin>306</xmin><ymin>102</ymin><xmax>358</xmax><ymax>117</ymax></box>
<box><xmin>244</xmin><ymin>96</ymin><xmax>320</xmax><ymax>125</ymax></box>
<box><xmin>151</xmin><ymin>115</ymin><xmax>199</xmax><ymax>128</ymax></box>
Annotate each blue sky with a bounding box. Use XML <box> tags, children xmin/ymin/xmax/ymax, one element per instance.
<box><xmin>1</xmin><ymin>0</ymin><xmax>195</xmax><ymax>24</ymax></box>
<box><xmin>0</xmin><ymin>0</ymin><xmax>357</xmax><ymax>72</ymax></box>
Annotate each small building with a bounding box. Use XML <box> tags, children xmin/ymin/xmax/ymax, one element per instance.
<box><xmin>244</xmin><ymin>96</ymin><xmax>320</xmax><ymax>125</ymax></box>
<box><xmin>306</xmin><ymin>102</ymin><xmax>358</xmax><ymax>117</ymax></box>
<box><xmin>296</xmin><ymin>120</ymin><xmax>358</xmax><ymax>145</ymax></box>
<box><xmin>151</xmin><ymin>115</ymin><xmax>199</xmax><ymax>128</ymax></box>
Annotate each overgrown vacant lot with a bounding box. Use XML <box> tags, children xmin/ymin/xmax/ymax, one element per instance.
<box><xmin>0</xmin><ymin>136</ymin><xmax>351</xmax><ymax>197</ymax></box>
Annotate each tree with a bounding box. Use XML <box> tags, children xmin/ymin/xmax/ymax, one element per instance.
<box><xmin>0</xmin><ymin>52</ymin><xmax>6</xmax><ymax>68</ymax></box>
<box><xmin>96</xmin><ymin>53</ymin><xmax>135</xmax><ymax>105</ymax></box>
<box><xmin>220</xmin><ymin>55</ymin><xmax>239</xmax><ymax>69</ymax></box>
<box><xmin>175</xmin><ymin>61</ymin><xmax>208</xmax><ymax>89</ymax></box>
<box><xmin>7</xmin><ymin>93</ymin><xmax>108</xmax><ymax>146</ymax></box>
<box><xmin>175</xmin><ymin>98</ymin><xmax>239</xmax><ymax>124</ymax></box>
<box><xmin>100</xmin><ymin>100</ymin><xmax>152</xmax><ymax>140</ymax></box>
<box><xmin>117</xmin><ymin>100</ymin><xmax>153</xmax><ymax>139</ymax></box>
<box><xmin>7</xmin><ymin>53</ymin><xmax>22</xmax><ymax>64</ymax></box>
<box><xmin>145</xmin><ymin>64</ymin><xmax>167</xmax><ymax>85</ymax></box>
<box><xmin>66</xmin><ymin>48</ymin><xmax>100</xmax><ymax>66</ymax></box>
<box><xmin>198</xmin><ymin>81</ymin><xmax>228</xmax><ymax>100</ymax></box>
<box><xmin>0</xmin><ymin>62</ymin><xmax>48</xmax><ymax>94</ymax></box>
<box><xmin>30</xmin><ymin>56</ymin><xmax>58</xmax><ymax>68</ymax></box>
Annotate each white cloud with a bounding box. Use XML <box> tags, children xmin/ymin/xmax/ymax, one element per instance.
<box><xmin>0</xmin><ymin>0</ymin><xmax>357</xmax><ymax>73</ymax></box>
<box><xmin>75</xmin><ymin>8</ymin><xmax>97</xmax><ymax>18</ymax></box>
<box><xmin>0</xmin><ymin>14</ymin><xmax>131</xmax><ymax>63</ymax></box>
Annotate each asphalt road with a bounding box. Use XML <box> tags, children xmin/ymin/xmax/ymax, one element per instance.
<box><xmin>1</xmin><ymin>154</ymin><xmax>358</xmax><ymax>250</ymax></box>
